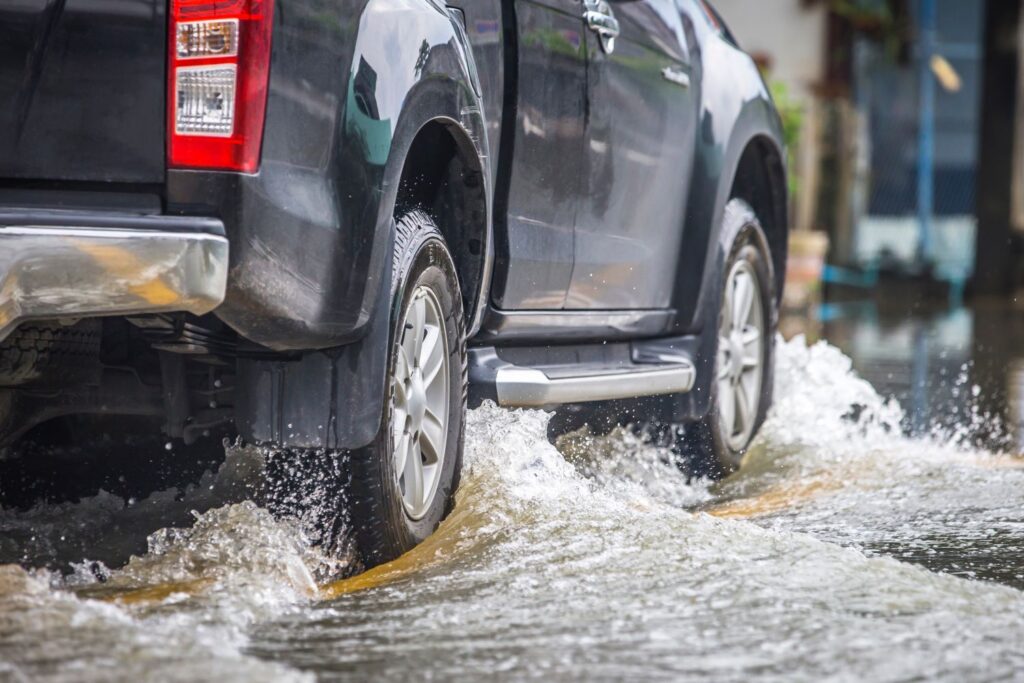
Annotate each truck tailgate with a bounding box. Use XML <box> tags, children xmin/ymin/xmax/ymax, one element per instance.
<box><xmin>0</xmin><ymin>0</ymin><xmax>166</xmax><ymax>183</ymax></box>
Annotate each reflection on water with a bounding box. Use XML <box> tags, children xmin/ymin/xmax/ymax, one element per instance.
<box><xmin>809</xmin><ymin>298</ymin><xmax>1024</xmax><ymax>450</ymax></box>
<box><xmin>1</xmin><ymin>308</ymin><xmax>1023</xmax><ymax>681</ymax></box>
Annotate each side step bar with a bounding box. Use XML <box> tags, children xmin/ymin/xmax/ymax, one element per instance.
<box><xmin>495</xmin><ymin>364</ymin><xmax>695</xmax><ymax>407</ymax></box>
<box><xmin>469</xmin><ymin>345</ymin><xmax>696</xmax><ymax>408</ymax></box>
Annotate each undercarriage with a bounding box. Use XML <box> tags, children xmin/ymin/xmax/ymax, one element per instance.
<box><xmin>0</xmin><ymin>315</ymin><xmax>246</xmax><ymax>452</ymax></box>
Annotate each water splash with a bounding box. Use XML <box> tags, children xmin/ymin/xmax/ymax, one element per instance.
<box><xmin>1</xmin><ymin>335</ymin><xmax>1023</xmax><ymax>681</ymax></box>
<box><xmin>0</xmin><ymin>511</ymin><xmax>318</xmax><ymax>682</ymax></box>
<box><xmin>713</xmin><ymin>336</ymin><xmax>1024</xmax><ymax>588</ymax></box>
<box><xmin>557</xmin><ymin>425</ymin><xmax>716</xmax><ymax>509</ymax></box>
<box><xmin>0</xmin><ymin>450</ymin><xmax>336</xmax><ymax>682</ymax></box>
<box><xmin>256</xmin><ymin>396</ymin><xmax>1024</xmax><ymax>680</ymax></box>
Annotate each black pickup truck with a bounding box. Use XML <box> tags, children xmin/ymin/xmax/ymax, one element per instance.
<box><xmin>0</xmin><ymin>0</ymin><xmax>786</xmax><ymax>566</ymax></box>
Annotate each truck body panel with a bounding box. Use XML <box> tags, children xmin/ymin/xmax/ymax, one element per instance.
<box><xmin>0</xmin><ymin>0</ymin><xmax>786</xmax><ymax>452</ymax></box>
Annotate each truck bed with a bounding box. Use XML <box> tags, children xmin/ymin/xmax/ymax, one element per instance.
<box><xmin>0</xmin><ymin>0</ymin><xmax>166</xmax><ymax>184</ymax></box>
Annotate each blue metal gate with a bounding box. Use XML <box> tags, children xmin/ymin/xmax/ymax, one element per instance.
<box><xmin>852</xmin><ymin>0</ymin><xmax>985</xmax><ymax>296</ymax></box>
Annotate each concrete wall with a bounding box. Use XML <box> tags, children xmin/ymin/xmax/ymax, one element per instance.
<box><xmin>713</xmin><ymin>0</ymin><xmax>829</xmax><ymax>233</ymax></box>
<box><xmin>713</xmin><ymin>0</ymin><xmax>826</xmax><ymax>103</ymax></box>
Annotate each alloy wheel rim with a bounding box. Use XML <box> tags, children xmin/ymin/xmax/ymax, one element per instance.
<box><xmin>717</xmin><ymin>259</ymin><xmax>765</xmax><ymax>452</ymax></box>
<box><xmin>391</xmin><ymin>286</ymin><xmax>450</xmax><ymax>520</ymax></box>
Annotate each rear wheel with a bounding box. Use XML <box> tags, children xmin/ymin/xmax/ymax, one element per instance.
<box><xmin>348</xmin><ymin>211</ymin><xmax>466</xmax><ymax>566</ymax></box>
<box><xmin>263</xmin><ymin>211</ymin><xmax>466</xmax><ymax>569</ymax></box>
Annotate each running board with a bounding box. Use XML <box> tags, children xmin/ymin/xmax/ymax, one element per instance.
<box><xmin>469</xmin><ymin>345</ymin><xmax>696</xmax><ymax>408</ymax></box>
<box><xmin>495</xmin><ymin>363</ymin><xmax>695</xmax><ymax>407</ymax></box>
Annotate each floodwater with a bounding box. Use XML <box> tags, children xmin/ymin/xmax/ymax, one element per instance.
<box><xmin>2</xmin><ymin>302</ymin><xmax>1024</xmax><ymax>682</ymax></box>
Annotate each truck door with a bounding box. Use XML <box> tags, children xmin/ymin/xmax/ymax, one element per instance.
<box><xmin>492</xmin><ymin>0</ymin><xmax>588</xmax><ymax>310</ymax></box>
<box><xmin>567</xmin><ymin>0</ymin><xmax>696</xmax><ymax>310</ymax></box>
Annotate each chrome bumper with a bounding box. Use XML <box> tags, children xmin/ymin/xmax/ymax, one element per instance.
<box><xmin>0</xmin><ymin>214</ymin><xmax>229</xmax><ymax>342</ymax></box>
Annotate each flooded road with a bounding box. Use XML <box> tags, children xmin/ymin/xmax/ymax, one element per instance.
<box><xmin>2</xmin><ymin>305</ymin><xmax>1024</xmax><ymax>681</ymax></box>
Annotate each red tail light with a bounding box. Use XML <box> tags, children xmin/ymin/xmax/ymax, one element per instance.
<box><xmin>168</xmin><ymin>0</ymin><xmax>274</xmax><ymax>173</ymax></box>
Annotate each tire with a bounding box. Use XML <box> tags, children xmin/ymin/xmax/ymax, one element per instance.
<box><xmin>683</xmin><ymin>199</ymin><xmax>776</xmax><ymax>477</ymax></box>
<box><xmin>347</xmin><ymin>210</ymin><xmax>466</xmax><ymax>567</ymax></box>
<box><xmin>0</xmin><ymin>321</ymin><xmax>101</xmax><ymax>387</ymax></box>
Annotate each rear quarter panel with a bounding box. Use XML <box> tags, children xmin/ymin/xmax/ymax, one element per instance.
<box><xmin>209</xmin><ymin>0</ymin><xmax>492</xmax><ymax>451</ymax></box>
<box><xmin>168</xmin><ymin>0</ymin><xmax>489</xmax><ymax>352</ymax></box>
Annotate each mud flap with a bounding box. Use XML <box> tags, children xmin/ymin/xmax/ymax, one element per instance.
<box><xmin>234</xmin><ymin>237</ymin><xmax>394</xmax><ymax>451</ymax></box>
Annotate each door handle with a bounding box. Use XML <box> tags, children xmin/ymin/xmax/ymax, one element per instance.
<box><xmin>662</xmin><ymin>65</ymin><xmax>690</xmax><ymax>89</ymax></box>
<box><xmin>583</xmin><ymin>0</ymin><xmax>619</xmax><ymax>54</ymax></box>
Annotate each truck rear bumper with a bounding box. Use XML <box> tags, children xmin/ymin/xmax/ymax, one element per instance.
<box><xmin>0</xmin><ymin>210</ymin><xmax>229</xmax><ymax>342</ymax></box>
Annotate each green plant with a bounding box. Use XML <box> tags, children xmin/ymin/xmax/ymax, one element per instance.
<box><xmin>768</xmin><ymin>79</ymin><xmax>804</xmax><ymax>196</ymax></box>
<box><xmin>824</xmin><ymin>0</ymin><xmax>909</xmax><ymax>59</ymax></box>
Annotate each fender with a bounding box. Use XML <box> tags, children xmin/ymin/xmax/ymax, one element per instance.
<box><xmin>698</xmin><ymin>105</ymin><xmax>785</xmax><ymax>324</ymax></box>
<box><xmin>665</xmin><ymin>106</ymin><xmax>784</xmax><ymax>423</ymax></box>
<box><xmin>230</xmin><ymin>0</ymin><xmax>492</xmax><ymax>451</ymax></box>
<box><xmin>669</xmin><ymin>23</ymin><xmax>786</xmax><ymax>337</ymax></box>
<box><xmin>653</xmin><ymin>17</ymin><xmax>785</xmax><ymax>424</ymax></box>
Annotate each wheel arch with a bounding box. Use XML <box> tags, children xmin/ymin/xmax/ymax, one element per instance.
<box><xmin>659</xmin><ymin>82</ymin><xmax>787</xmax><ymax>425</ymax></box>
<box><xmin>670</xmin><ymin>55</ymin><xmax>788</xmax><ymax>335</ymax></box>
<box><xmin>728</xmin><ymin>135</ymin><xmax>788</xmax><ymax>304</ymax></box>
<box><xmin>393</xmin><ymin>117</ymin><xmax>491</xmax><ymax>337</ymax></box>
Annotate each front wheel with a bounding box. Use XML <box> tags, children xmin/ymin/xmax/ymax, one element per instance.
<box><xmin>684</xmin><ymin>199</ymin><xmax>776</xmax><ymax>476</ymax></box>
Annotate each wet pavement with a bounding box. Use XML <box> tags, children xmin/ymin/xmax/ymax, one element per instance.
<box><xmin>2</xmin><ymin>298</ymin><xmax>1024</xmax><ymax>681</ymax></box>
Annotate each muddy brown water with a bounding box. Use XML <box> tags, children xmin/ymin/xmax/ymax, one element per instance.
<box><xmin>1</xmin><ymin>306</ymin><xmax>1023</xmax><ymax>682</ymax></box>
